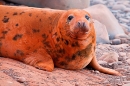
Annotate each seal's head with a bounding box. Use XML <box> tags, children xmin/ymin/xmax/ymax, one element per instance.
<box><xmin>58</xmin><ymin>9</ymin><xmax>94</xmax><ymax>40</ymax></box>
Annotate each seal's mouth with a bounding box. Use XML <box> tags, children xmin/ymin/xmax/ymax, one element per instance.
<box><xmin>66</xmin><ymin>29</ymin><xmax>90</xmax><ymax>40</ymax></box>
<box><xmin>67</xmin><ymin>21</ymin><xmax>90</xmax><ymax>40</ymax></box>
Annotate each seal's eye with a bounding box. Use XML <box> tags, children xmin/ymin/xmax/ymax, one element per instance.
<box><xmin>67</xmin><ymin>15</ymin><xmax>74</xmax><ymax>22</ymax></box>
<box><xmin>85</xmin><ymin>15</ymin><xmax>90</xmax><ymax>21</ymax></box>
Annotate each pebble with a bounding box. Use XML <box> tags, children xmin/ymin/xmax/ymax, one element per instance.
<box><xmin>94</xmin><ymin>70</ymin><xmax>100</xmax><ymax>74</ymax></box>
<box><xmin>126</xmin><ymin>13</ymin><xmax>130</xmax><ymax>17</ymax></box>
<box><xmin>107</xmin><ymin>2</ymin><xmax>115</xmax><ymax>8</ymax></box>
<box><xmin>116</xmin><ymin>13</ymin><xmax>125</xmax><ymax>18</ymax></box>
<box><xmin>15</xmin><ymin>77</ymin><xmax>26</xmax><ymax>83</ymax></box>
<box><xmin>98</xmin><ymin>60</ymin><xmax>109</xmax><ymax>68</ymax></box>
<box><xmin>112</xmin><ymin>44</ymin><xmax>129</xmax><ymax>49</ymax></box>
<box><xmin>75</xmin><ymin>82</ymin><xmax>79</xmax><ymax>86</ymax></box>
<box><xmin>119</xmin><ymin>52</ymin><xmax>127</xmax><ymax>57</ymax></box>
<box><xmin>111</xmin><ymin>10</ymin><xmax>120</xmax><ymax>13</ymax></box>
<box><xmin>124</xmin><ymin>8</ymin><xmax>130</xmax><ymax>12</ymax></box>
<box><xmin>118</xmin><ymin>52</ymin><xmax>128</xmax><ymax>61</ymax></box>
<box><xmin>118</xmin><ymin>56</ymin><xmax>127</xmax><ymax>61</ymax></box>
<box><xmin>127</xmin><ymin>59</ymin><xmax>130</xmax><ymax>65</ymax></box>
<box><xmin>108</xmin><ymin>62</ymin><xmax>118</xmax><ymax>69</ymax></box>
<box><xmin>116</xmin><ymin>1</ymin><xmax>130</xmax><ymax>5</ymax></box>
<box><xmin>123</xmin><ymin>81</ymin><xmax>130</xmax><ymax>84</ymax></box>
<box><xmin>92</xmin><ymin>0</ymin><xmax>105</xmax><ymax>4</ymax></box>
<box><xmin>102</xmin><ymin>80</ymin><xmax>109</xmax><ymax>84</ymax></box>
<box><xmin>111</xmin><ymin>39</ymin><xmax>121</xmax><ymax>45</ymax></box>
<box><xmin>98</xmin><ymin>60</ymin><xmax>108</xmax><ymax>65</ymax></box>
<box><xmin>120</xmin><ymin>24</ymin><xmax>129</xmax><ymax>30</ymax></box>
<box><xmin>107</xmin><ymin>0</ymin><xmax>115</xmax><ymax>2</ymax></box>
<box><xmin>127</xmin><ymin>53</ymin><xmax>130</xmax><ymax>58</ymax></box>
<box><xmin>122</xmin><ymin>76</ymin><xmax>127</xmax><ymax>81</ymax></box>
<box><xmin>123</xmin><ymin>83</ymin><xmax>130</xmax><ymax>86</ymax></box>
<box><xmin>116</xmin><ymin>68</ymin><xmax>127</xmax><ymax>73</ymax></box>
<box><xmin>119</xmin><ymin>18</ymin><xmax>129</xmax><ymax>23</ymax></box>
<box><xmin>93</xmin><ymin>19</ymin><xmax>110</xmax><ymax>44</ymax></box>
<box><xmin>112</xmin><ymin>4</ymin><xmax>126</xmax><ymax>10</ymax></box>
<box><xmin>117</xmin><ymin>61</ymin><xmax>123</xmax><ymax>65</ymax></box>
<box><xmin>99</xmin><ymin>52</ymin><xmax>119</xmax><ymax>63</ymax></box>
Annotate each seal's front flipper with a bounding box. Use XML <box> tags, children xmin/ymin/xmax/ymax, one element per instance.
<box><xmin>89</xmin><ymin>55</ymin><xmax>121</xmax><ymax>76</ymax></box>
<box><xmin>23</xmin><ymin>49</ymin><xmax>54</xmax><ymax>71</ymax></box>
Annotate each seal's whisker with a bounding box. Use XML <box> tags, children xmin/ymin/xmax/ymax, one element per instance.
<box><xmin>66</xmin><ymin>30</ymin><xmax>75</xmax><ymax>37</ymax></box>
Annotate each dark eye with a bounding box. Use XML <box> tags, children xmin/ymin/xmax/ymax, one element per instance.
<box><xmin>85</xmin><ymin>15</ymin><xmax>90</xmax><ymax>21</ymax></box>
<box><xmin>67</xmin><ymin>15</ymin><xmax>74</xmax><ymax>22</ymax></box>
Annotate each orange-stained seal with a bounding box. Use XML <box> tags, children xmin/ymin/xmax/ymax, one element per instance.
<box><xmin>0</xmin><ymin>5</ymin><xmax>121</xmax><ymax>75</ymax></box>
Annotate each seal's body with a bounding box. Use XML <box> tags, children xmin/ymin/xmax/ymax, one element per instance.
<box><xmin>0</xmin><ymin>5</ymin><xmax>120</xmax><ymax>75</ymax></box>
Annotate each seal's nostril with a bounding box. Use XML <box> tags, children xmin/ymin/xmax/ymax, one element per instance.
<box><xmin>83</xmin><ymin>22</ymin><xmax>86</xmax><ymax>27</ymax></box>
<box><xmin>76</xmin><ymin>21</ymin><xmax>89</xmax><ymax>33</ymax></box>
<box><xmin>77</xmin><ymin>21</ymin><xmax>86</xmax><ymax>27</ymax></box>
<box><xmin>78</xmin><ymin>21</ymin><xmax>81</xmax><ymax>27</ymax></box>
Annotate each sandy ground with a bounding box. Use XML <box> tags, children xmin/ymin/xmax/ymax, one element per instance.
<box><xmin>0</xmin><ymin>0</ymin><xmax>130</xmax><ymax>86</ymax></box>
<box><xmin>0</xmin><ymin>43</ymin><xmax>130</xmax><ymax>86</ymax></box>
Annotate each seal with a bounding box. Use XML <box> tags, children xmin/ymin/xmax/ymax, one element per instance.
<box><xmin>0</xmin><ymin>5</ymin><xmax>121</xmax><ymax>75</ymax></box>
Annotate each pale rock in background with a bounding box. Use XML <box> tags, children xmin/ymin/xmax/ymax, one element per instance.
<box><xmin>99</xmin><ymin>52</ymin><xmax>119</xmax><ymax>63</ymax></box>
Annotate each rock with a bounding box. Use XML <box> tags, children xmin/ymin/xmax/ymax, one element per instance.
<box><xmin>102</xmin><ymin>80</ymin><xmax>109</xmax><ymax>84</ymax></box>
<box><xmin>92</xmin><ymin>0</ymin><xmax>105</xmax><ymax>4</ymax></box>
<box><xmin>112</xmin><ymin>35</ymin><xmax>129</xmax><ymax>44</ymax></box>
<box><xmin>96</xmin><ymin>44</ymin><xmax>111</xmax><ymax>50</ymax></box>
<box><xmin>126</xmin><ymin>12</ymin><xmax>130</xmax><ymax>18</ymax></box>
<box><xmin>0</xmin><ymin>71</ymin><xmax>24</xmax><ymax>86</ymax></box>
<box><xmin>94</xmin><ymin>70</ymin><xmax>100</xmax><ymax>74</ymax></box>
<box><xmin>122</xmin><ymin>76</ymin><xmax>127</xmax><ymax>81</ymax></box>
<box><xmin>93</xmin><ymin>19</ymin><xmax>110</xmax><ymax>44</ymax></box>
<box><xmin>111</xmin><ymin>39</ymin><xmax>121</xmax><ymax>45</ymax></box>
<box><xmin>112</xmin><ymin>4</ymin><xmax>126</xmax><ymax>11</ymax></box>
<box><xmin>15</xmin><ymin>77</ymin><xmax>26</xmax><ymax>83</ymax></box>
<box><xmin>107</xmin><ymin>1</ymin><xmax>115</xmax><ymax>8</ymax></box>
<box><xmin>124</xmin><ymin>8</ymin><xmax>130</xmax><ymax>12</ymax></box>
<box><xmin>123</xmin><ymin>81</ymin><xmax>130</xmax><ymax>84</ymax></box>
<box><xmin>111</xmin><ymin>10</ymin><xmax>120</xmax><ymax>13</ymax></box>
<box><xmin>99</xmin><ymin>52</ymin><xmax>119</xmax><ymax>63</ymax></box>
<box><xmin>120</xmin><ymin>24</ymin><xmax>129</xmax><ymax>31</ymax></box>
<box><xmin>116</xmin><ymin>68</ymin><xmax>127</xmax><ymax>73</ymax></box>
<box><xmin>112</xmin><ymin>44</ymin><xmax>129</xmax><ymax>49</ymax></box>
<box><xmin>116</xmin><ymin>1</ymin><xmax>130</xmax><ymax>5</ymax></box>
<box><xmin>123</xmin><ymin>83</ymin><xmax>130</xmax><ymax>86</ymax></box>
<box><xmin>120</xmin><ymin>38</ymin><xmax>129</xmax><ymax>44</ymax></box>
<box><xmin>127</xmin><ymin>53</ymin><xmax>130</xmax><ymax>59</ymax></box>
<box><xmin>127</xmin><ymin>59</ymin><xmax>130</xmax><ymax>65</ymax></box>
<box><xmin>107</xmin><ymin>0</ymin><xmax>115</xmax><ymax>2</ymax></box>
<box><xmin>117</xmin><ymin>61</ymin><xmax>123</xmax><ymax>65</ymax></box>
<box><xmin>118</xmin><ymin>56</ymin><xmax>127</xmax><ymax>61</ymax></box>
<box><xmin>119</xmin><ymin>18</ymin><xmax>129</xmax><ymax>23</ymax></box>
<box><xmin>116</xmin><ymin>13</ymin><xmax>125</xmax><ymax>18</ymax></box>
<box><xmin>98</xmin><ymin>60</ymin><xmax>118</xmax><ymax>69</ymax></box>
<box><xmin>98</xmin><ymin>60</ymin><xmax>108</xmax><ymax>65</ymax></box>
<box><xmin>119</xmin><ymin>52</ymin><xmax>126</xmax><ymax>57</ymax></box>
<box><xmin>108</xmin><ymin>62</ymin><xmax>118</xmax><ymax>69</ymax></box>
